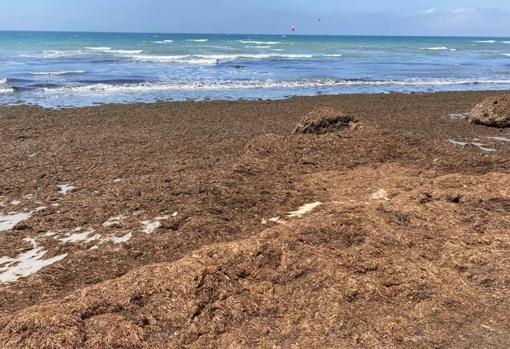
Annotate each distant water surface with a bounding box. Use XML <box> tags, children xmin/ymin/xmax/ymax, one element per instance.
<box><xmin>1</xmin><ymin>31</ymin><xmax>510</xmax><ymax>107</ymax></box>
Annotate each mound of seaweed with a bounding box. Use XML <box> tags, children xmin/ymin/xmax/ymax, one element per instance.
<box><xmin>293</xmin><ymin>107</ymin><xmax>357</xmax><ymax>135</ymax></box>
<box><xmin>468</xmin><ymin>95</ymin><xmax>510</xmax><ymax>128</ymax></box>
<box><xmin>1</xmin><ymin>165</ymin><xmax>508</xmax><ymax>349</ymax></box>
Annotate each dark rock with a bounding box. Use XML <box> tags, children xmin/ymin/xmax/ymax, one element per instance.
<box><xmin>293</xmin><ymin>107</ymin><xmax>357</xmax><ymax>135</ymax></box>
<box><xmin>468</xmin><ymin>95</ymin><xmax>510</xmax><ymax>128</ymax></box>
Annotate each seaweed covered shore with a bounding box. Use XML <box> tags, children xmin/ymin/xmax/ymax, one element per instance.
<box><xmin>0</xmin><ymin>92</ymin><xmax>509</xmax><ymax>348</ymax></box>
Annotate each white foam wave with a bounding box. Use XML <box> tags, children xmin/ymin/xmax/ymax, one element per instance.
<box><xmin>31</xmin><ymin>70</ymin><xmax>86</xmax><ymax>76</ymax></box>
<box><xmin>245</xmin><ymin>46</ymin><xmax>271</xmax><ymax>49</ymax></box>
<box><xmin>503</xmin><ymin>41</ymin><xmax>510</xmax><ymax>44</ymax></box>
<box><xmin>325</xmin><ymin>54</ymin><xmax>343</xmax><ymax>57</ymax></box>
<box><xmin>476</xmin><ymin>40</ymin><xmax>496</xmax><ymax>43</ymax></box>
<box><xmin>127</xmin><ymin>53</ymin><xmax>315</xmax><ymax>64</ymax></box>
<box><xmin>0</xmin><ymin>78</ymin><xmax>6</xmax><ymax>84</ymax></box>
<box><xmin>0</xmin><ymin>87</ymin><xmax>14</xmax><ymax>94</ymax></box>
<box><xmin>153</xmin><ymin>40</ymin><xmax>174</xmax><ymax>44</ymax></box>
<box><xmin>503</xmin><ymin>54</ymin><xmax>510</xmax><ymax>57</ymax></box>
<box><xmin>239</xmin><ymin>40</ymin><xmax>280</xmax><ymax>45</ymax></box>
<box><xmin>85</xmin><ymin>46</ymin><xmax>111</xmax><ymax>50</ymax></box>
<box><xmin>85</xmin><ymin>47</ymin><xmax>143</xmax><ymax>54</ymax></box>
<box><xmin>420</xmin><ymin>47</ymin><xmax>449</xmax><ymax>51</ymax></box>
<box><xmin>186</xmin><ymin>39</ymin><xmax>208</xmax><ymax>42</ymax></box>
<box><xmin>43</xmin><ymin>78</ymin><xmax>510</xmax><ymax>94</ymax></box>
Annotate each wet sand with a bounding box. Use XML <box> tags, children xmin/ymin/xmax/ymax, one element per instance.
<box><xmin>0</xmin><ymin>91</ymin><xmax>509</xmax><ymax>348</ymax></box>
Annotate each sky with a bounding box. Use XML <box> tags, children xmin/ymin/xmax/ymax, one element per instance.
<box><xmin>1</xmin><ymin>0</ymin><xmax>510</xmax><ymax>36</ymax></box>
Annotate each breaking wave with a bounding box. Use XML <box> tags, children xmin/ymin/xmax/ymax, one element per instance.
<box><xmin>42</xmin><ymin>78</ymin><xmax>510</xmax><ymax>94</ymax></box>
<box><xmin>239</xmin><ymin>40</ymin><xmax>280</xmax><ymax>45</ymax></box>
<box><xmin>31</xmin><ymin>70</ymin><xmax>86</xmax><ymax>76</ymax></box>
<box><xmin>420</xmin><ymin>47</ymin><xmax>449</xmax><ymax>51</ymax></box>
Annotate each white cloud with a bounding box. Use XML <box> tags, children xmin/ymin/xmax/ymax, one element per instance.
<box><xmin>421</xmin><ymin>8</ymin><xmax>437</xmax><ymax>15</ymax></box>
<box><xmin>452</xmin><ymin>8</ymin><xmax>477</xmax><ymax>15</ymax></box>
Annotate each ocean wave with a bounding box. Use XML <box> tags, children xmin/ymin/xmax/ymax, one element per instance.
<box><xmin>31</xmin><ymin>70</ymin><xmax>86</xmax><ymax>76</ymax></box>
<box><xmin>239</xmin><ymin>40</ymin><xmax>280</xmax><ymax>45</ymax></box>
<box><xmin>420</xmin><ymin>47</ymin><xmax>449</xmax><ymax>51</ymax></box>
<box><xmin>503</xmin><ymin>54</ymin><xmax>510</xmax><ymax>57</ymax></box>
<box><xmin>127</xmin><ymin>53</ymin><xmax>316</xmax><ymax>64</ymax></box>
<box><xmin>475</xmin><ymin>40</ymin><xmax>496</xmax><ymax>43</ymax></box>
<box><xmin>325</xmin><ymin>54</ymin><xmax>343</xmax><ymax>57</ymax></box>
<box><xmin>85</xmin><ymin>47</ymin><xmax>111</xmax><ymax>50</ymax></box>
<box><xmin>245</xmin><ymin>45</ymin><xmax>272</xmax><ymax>49</ymax></box>
<box><xmin>42</xmin><ymin>78</ymin><xmax>510</xmax><ymax>94</ymax></box>
<box><xmin>153</xmin><ymin>40</ymin><xmax>174</xmax><ymax>44</ymax></box>
<box><xmin>504</xmin><ymin>41</ymin><xmax>510</xmax><ymax>44</ymax></box>
<box><xmin>0</xmin><ymin>87</ymin><xmax>14</xmax><ymax>94</ymax></box>
<box><xmin>85</xmin><ymin>47</ymin><xmax>143</xmax><ymax>54</ymax></box>
<box><xmin>0</xmin><ymin>78</ymin><xmax>6</xmax><ymax>84</ymax></box>
<box><xmin>185</xmin><ymin>39</ymin><xmax>208</xmax><ymax>42</ymax></box>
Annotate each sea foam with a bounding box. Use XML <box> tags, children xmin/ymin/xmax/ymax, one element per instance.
<box><xmin>420</xmin><ymin>47</ymin><xmax>449</xmax><ymax>51</ymax></box>
<box><xmin>31</xmin><ymin>70</ymin><xmax>86</xmax><ymax>76</ymax></box>
<box><xmin>43</xmin><ymin>78</ymin><xmax>510</xmax><ymax>94</ymax></box>
<box><xmin>239</xmin><ymin>40</ymin><xmax>280</xmax><ymax>45</ymax></box>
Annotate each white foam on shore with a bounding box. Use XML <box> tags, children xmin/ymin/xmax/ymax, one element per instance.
<box><xmin>0</xmin><ymin>238</ymin><xmax>67</xmax><ymax>283</ymax></box>
<box><xmin>44</xmin><ymin>78</ymin><xmax>510</xmax><ymax>95</ymax></box>
<box><xmin>287</xmin><ymin>202</ymin><xmax>322</xmax><ymax>218</ymax></box>
<box><xmin>57</xmin><ymin>184</ymin><xmax>76</xmax><ymax>194</ymax></box>
<box><xmin>141</xmin><ymin>216</ymin><xmax>169</xmax><ymax>234</ymax></box>
<box><xmin>0</xmin><ymin>212</ymin><xmax>32</xmax><ymax>232</ymax></box>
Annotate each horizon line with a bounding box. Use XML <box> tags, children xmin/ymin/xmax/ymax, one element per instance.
<box><xmin>0</xmin><ymin>29</ymin><xmax>509</xmax><ymax>39</ymax></box>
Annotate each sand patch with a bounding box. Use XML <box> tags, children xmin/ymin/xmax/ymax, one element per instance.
<box><xmin>371</xmin><ymin>189</ymin><xmax>390</xmax><ymax>201</ymax></box>
<box><xmin>141</xmin><ymin>216</ymin><xmax>169</xmax><ymax>234</ymax></box>
<box><xmin>0</xmin><ymin>212</ymin><xmax>32</xmax><ymax>232</ymax></box>
<box><xmin>0</xmin><ymin>238</ymin><xmax>67</xmax><ymax>283</ymax></box>
<box><xmin>287</xmin><ymin>202</ymin><xmax>322</xmax><ymax>218</ymax></box>
<box><xmin>59</xmin><ymin>228</ymin><xmax>100</xmax><ymax>243</ymax></box>
<box><xmin>57</xmin><ymin>184</ymin><xmax>76</xmax><ymax>194</ymax></box>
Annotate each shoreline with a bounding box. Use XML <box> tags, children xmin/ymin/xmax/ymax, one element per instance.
<box><xmin>0</xmin><ymin>91</ymin><xmax>509</xmax><ymax>348</ymax></box>
<box><xmin>2</xmin><ymin>89</ymin><xmax>510</xmax><ymax>111</ymax></box>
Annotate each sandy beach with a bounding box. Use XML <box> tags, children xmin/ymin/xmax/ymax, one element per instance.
<box><xmin>0</xmin><ymin>91</ymin><xmax>509</xmax><ymax>348</ymax></box>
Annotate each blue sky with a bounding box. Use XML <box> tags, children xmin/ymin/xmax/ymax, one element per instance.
<box><xmin>1</xmin><ymin>0</ymin><xmax>510</xmax><ymax>36</ymax></box>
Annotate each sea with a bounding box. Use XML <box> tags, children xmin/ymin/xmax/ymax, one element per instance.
<box><xmin>1</xmin><ymin>31</ymin><xmax>510</xmax><ymax>108</ymax></box>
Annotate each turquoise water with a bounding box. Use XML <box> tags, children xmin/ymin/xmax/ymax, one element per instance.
<box><xmin>1</xmin><ymin>31</ymin><xmax>510</xmax><ymax>107</ymax></box>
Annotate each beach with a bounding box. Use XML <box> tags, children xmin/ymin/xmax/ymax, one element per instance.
<box><xmin>0</xmin><ymin>91</ymin><xmax>509</xmax><ymax>348</ymax></box>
